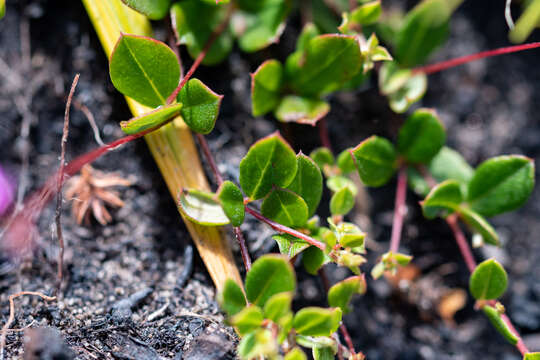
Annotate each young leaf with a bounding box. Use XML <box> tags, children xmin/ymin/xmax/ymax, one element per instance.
<box><xmin>458</xmin><ymin>207</ymin><xmax>499</xmax><ymax>246</ymax></box>
<box><xmin>467</xmin><ymin>155</ymin><xmax>535</xmax><ymax>217</ymax></box>
<box><xmin>110</xmin><ymin>34</ymin><xmax>180</xmax><ymax>108</ymax></box>
<box><xmin>245</xmin><ymin>255</ymin><xmax>296</xmax><ymax>307</ymax></box>
<box><xmin>398</xmin><ymin>108</ymin><xmax>446</xmax><ymax>164</ymax></box>
<box><xmin>379</xmin><ymin>62</ymin><xmax>427</xmax><ymax>113</ymax></box>
<box><xmin>240</xmin><ymin>132</ymin><xmax>298</xmax><ymax>200</ymax></box>
<box><xmin>229</xmin><ymin>305</ymin><xmax>264</xmax><ymax>335</ymax></box>
<box><xmin>351</xmin><ymin>136</ymin><xmax>397</xmax><ymax>187</ymax></box>
<box><xmin>339</xmin><ymin>0</ymin><xmax>381</xmax><ymax>33</ymax></box>
<box><xmin>120</xmin><ymin>103</ymin><xmax>182</xmax><ymax>135</ymax></box>
<box><xmin>296</xmin><ymin>23</ymin><xmax>320</xmax><ymax>52</ymax></box>
<box><xmin>327</xmin><ymin>176</ymin><xmax>358</xmax><ymax>196</ymax></box>
<box><xmin>525</xmin><ymin>353</ymin><xmax>540</xmax><ymax>360</ymax></box>
<box><xmin>263</xmin><ymin>292</ymin><xmax>293</xmax><ymax>323</ymax></box>
<box><xmin>238</xmin><ymin>329</ymin><xmax>277</xmax><ymax>360</ymax></box>
<box><xmin>217</xmin><ymin>181</ymin><xmax>245</xmax><ymax>227</ymax></box>
<box><xmin>336</xmin><ymin>148</ymin><xmax>356</xmax><ymax>174</ymax></box>
<box><xmin>177</xmin><ymin>189</ymin><xmax>230</xmax><ymax>226</ymax></box>
<box><xmin>302</xmin><ymin>246</ymin><xmax>330</xmax><ymax>275</ymax></box>
<box><xmin>328</xmin><ymin>275</ymin><xmax>366</xmax><ymax>313</ymax></box>
<box><xmin>330</xmin><ymin>187</ymin><xmax>355</xmax><ymax>216</ymax></box>
<box><xmin>121</xmin><ymin>0</ymin><xmax>171</xmax><ymax>20</ymax></box>
<box><xmin>275</xmin><ymin>96</ymin><xmax>330</xmax><ymax>125</ymax></box>
<box><xmin>295</xmin><ymin>335</ymin><xmax>336</xmax><ymax>350</ymax></box>
<box><xmin>284</xmin><ymin>347</ymin><xmax>307</xmax><ymax>360</ymax></box>
<box><xmin>293</xmin><ymin>307</ymin><xmax>342</xmax><ymax>337</ymax></box>
<box><xmin>482</xmin><ymin>305</ymin><xmax>519</xmax><ymax>345</ymax></box>
<box><xmin>312</xmin><ymin>347</ymin><xmax>335</xmax><ymax>360</ymax></box>
<box><xmin>251</xmin><ymin>60</ymin><xmax>284</xmax><ymax>116</ymax></box>
<box><xmin>177</xmin><ymin>78</ymin><xmax>222</xmax><ymax>134</ymax></box>
<box><xmin>469</xmin><ymin>259</ymin><xmax>508</xmax><ymax>300</ymax></box>
<box><xmin>218</xmin><ymin>279</ymin><xmax>247</xmax><ymax>316</ymax></box>
<box><xmin>272</xmin><ymin>234</ymin><xmax>310</xmax><ymax>258</ymax></box>
<box><xmin>310</xmin><ymin>148</ymin><xmax>335</xmax><ymax>172</ymax></box>
<box><xmin>262</xmin><ymin>188</ymin><xmax>309</xmax><ymax>228</ymax></box>
<box><xmin>287</xmin><ymin>153</ymin><xmax>323</xmax><ymax>216</ymax></box>
<box><xmin>421</xmin><ymin>180</ymin><xmax>462</xmax><ymax>219</ymax></box>
<box><xmin>330</xmin><ymin>221</ymin><xmax>365</xmax><ymax>250</ymax></box>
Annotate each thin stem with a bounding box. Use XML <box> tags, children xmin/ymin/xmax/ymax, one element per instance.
<box><xmin>245</xmin><ymin>207</ymin><xmax>327</xmax><ymax>251</ymax></box>
<box><xmin>318</xmin><ymin>117</ymin><xmax>333</xmax><ymax>151</ymax></box>
<box><xmin>196</xmin><ymin>133</ymin><xmax>224</xmax><ymax>185</ymax></box>
<box><xmin>445</xmin><ymin>214</ymin><xmax>476</xmax><ymax>273</ymax></box>
<box><xmin>389</xmin><ymin>166</ymin><xmax>407</xmax><ymax>253</ymax></box>
<box><xmin>234</xmin><ymin>227</ymin><xmax>252</xmax><ymax>271</ymax></box>
<box><xmin>413</xmin><ymin>42</ymin><xmax>540</xmax><ymax>75</ymax></box>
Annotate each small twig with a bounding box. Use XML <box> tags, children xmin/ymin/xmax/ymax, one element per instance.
<box><xmin>147</xmin><ymin>301</ymin><xmax>170</xmax><ymax>322</ymax></box>
<box><xmin>0</xmin><ymin>291</ymin><xmax>56</xmax><ymax>360</ymax></box>
<box><xmin>55</xmin><ymin>74</ymin><xmax>79</xmax><ymax>295</ymax></box>
<box><xmin>389</xmin><ymin>166</ymin><xmax>407</xmax><ymax>253</ymax></box>
<box><xmin>73</xmin><ymin>100</ymin><xmax>105</xmax><ymax>146</ymax></box>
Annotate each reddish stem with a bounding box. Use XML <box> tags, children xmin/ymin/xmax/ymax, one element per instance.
<box><xmin>413</xmin><ymin>42</ymin><xmax>540</xmax><ymax>75</ymax></box>
<box><xmin>339</xmin><ymin>324</ymin><xmax>356</xmax><ymax>355</ymax></box>
<box><xmin>445</xmin><ymin>214</ymin><xmax>476</xmax><ymax>273</ymax></box>
<box><xmin>196</xmin><ymin>133</ymin><xmax>224</xmax><ymax>186</ymax></box>
<box><xmin>234</xmin><ymin>226</ymin><xmax>252</xmax><ymax>271</ymax></box>
<box><xmin>389</xmin><ymin>166</ymin><xmax>407</xmax><ymax>253</ymax></box>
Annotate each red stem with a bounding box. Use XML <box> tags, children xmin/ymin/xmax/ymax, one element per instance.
<box><xmin>413</xmin><ymin>42</ymin><xmax>540</xmax><ymax>75</ymax></box>
<box><xmin>445</xmin><ymin>214</ymin><xmax>476</xmax><ymax>273</ymax></box>
<box><xmin>234</xmin><ymin>227</ymin><xmax>252</xmax><ymax>271</ymax></box>
<box><xmin>339</xmin><ymin>324</ymin><xmax>356</xmax><ymax>355</ymax></box>
<box><xmin>389</xmin><ymin>166</ymin><xmax>407</xmax><ymax>253</ymax></box>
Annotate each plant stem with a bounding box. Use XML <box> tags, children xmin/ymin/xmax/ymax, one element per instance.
<box><xmin>234</xmin><ymin>227</ymin><xmax>252</xmax><ymax>271</ymax></box>
<box><xmin>413</xmin><ymin>42</ymin><xmax>540</xmax><ymax>75</ymax></box>
<box><xmin>389</xmin><ymin>166</ymin><xmax>407</xmax><ymax>253</ymax></box>
<box><xmin>245</xmin><ymin>206</ymin><xmax>327</xmax><ymax>251</ymax></box>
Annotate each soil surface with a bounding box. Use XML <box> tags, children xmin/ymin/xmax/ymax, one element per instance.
<box><xmin>1</xmin><ymin>0</ymin><xmax>540</xmax><ymax>359</ymax></box>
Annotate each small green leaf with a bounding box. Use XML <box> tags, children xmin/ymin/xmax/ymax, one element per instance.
<box><xmin>263</xmin><ymin>292</ymin><xmax>293</xmax><ymax>323</ymax></box>
<box><xmin>120</xmin><ymin>103</ymin><xmax>182</xmax><ymax>135</ymax></box>
<box><xmin>230</xmin><ymin>305</ymin><xmax>264</xmax><ymax>336</ymax></box>
<box><xmin>272</xmin><ymin>234</ymin><xmax>310</xmax><ymax>258</ymax></box>
<box><xmin>295</xmin><ymin>334</ymin><xmax>336</xmax><ymax>350</ymax></box>
<box><xmin>293</xmin><ymin>307</ymin><xmax>342</xmax><ymax>337</ymax></box>
<box><xmin>0</xmin><ymin>0</ymin><xmax>5</xmax><ymax>19</ymax></box>
<box><xmin>177</xmin><ymin>189</ymin><xmax>230</xmax><ymax>226</ymax></box>
<box><xmin>302</xmin><ymin>246</ymin><xmax>330</xmax><ymax>275</ymax></box>
<box><xmin>218</xmin><ymin>279</ymin><xmax>246</xmax><ymax>316</ymax></box>
<box><xmin>245</xmin><ymin>255</ymin><xmax>296</xmax><ymax>307</ymax></box>
<box><xmin>217</xmin><ymin>181</ymin><xmax>245</xmax><ymax>227</ymax></box>
<box><xmin>262</xmin><ymin>189</ymin><xmax>309</xmax><ymax>228</ymax></box>
<box><xmin>469</xmin><ymin>259</ymin><xmax>508</xmax><ymax>300</ymax></box>
<box><xmin>398</xmin><ymin>108</ymin><xmax>446</xmax><ymax>164</ymax></box>
<box><xmin>177</xmin><ymin>78</ymin><xmax>222</xmax><ymax>134</ymax></box>
<box><xmin>351</xmin><ymin>136</ymin><xmax>397</xmax><ymax>187</ymax></box>
<box><xmin>329</xmin><ymin>221</ymin><xmax>365</xmax><ymax>250</ymax></box>
<box><xmin>330</xmin><ymin>187</ymin><xmax>355</xmax><ymax>216</ymax></box>
<box><xmin>482</xmin><ymin>305</ymin><xmax>519</xmax><ymax>345</ymax></box>
<box><xmin>121</xmin><ymin>0</ymin><xmax>171</xmax><ymax>20</ymax></box>
<box><xmin>467</xmin><ymin>155</ymin><xmax>535</xmax><ymax>217</ymax></box>
<box><xmin>328</xmin><ymin>275</ymin><xmax>366</xmax><ymax>313</ymax></box>
<box><xmin>296</xmin><ymin>23</ymin><xmax>320</xmax><ymax>52</ymax></box>
<box><xmin>251</xmin><ymin>60</ymin><xmax>284</xmax><ymax>116</ymax></box>
<box><xmin>349</xmin><ymin>0</ymin><xmax>382</xmax><ymax>26</ymax></box>
<box><xmin>421</xmin><ymin>180</ymin><xmax>462</xmax><ymax>219</ymax></box>
<box><xmin>312</xmin><ymin>347</ymin><xmax>335</xmax><ymax>360</ymax></box>
<box><xmin>110</xmin><ymin>34</ymin><xmax>180</xmax><ymax>108</ymax></box>
<box><xmin>327</xmin><ymin>176</ymin><xmax>358</xmax><ymax>196</ymax></box>
<box><xmin>287</xmin><ymin>153</ymin><xmax>323</xmax><ymax>216</ymax></box>
<box><xmin>275</xmin><ymin>96</ymin><xmax>330</xmax><ymax>125</ymax></box>
<box><xmin>458</xmin><ymin>207</ymin><xmax>499</xmax><ymax>246</ymax></box>
<box><xmin>525</xmin><ymin>353</ymin><xmax>540</xmax><ymax>360</ymax></box>
<box><xmin>240</xmin><ymin>132</ymin><xmax>298</xmax><ymax>200</ymax></box>
<box><xmin>284</xmin><ymin>347</ymin><xmax>307</xmax><ymax>360</ymax></box>
<box><xmin>310</xmin><ymin>148</ymin><xmax>335</xmax><ymax>172</ymax></box>
<box><xmin>509</xmin><ymin>0</ymin><xmax>540</xmax><ymax>43</ymax></box>
<box><xmin>379</xmin><ymin>62</ymin><xmax>427</xmax><ymax>113</ymax></box>
<box><xmin>336</xmin><ymin>148</ymin><xmax>356</xmax><ymax>174</ymax></box>
<box><xmin>238</xmin><ymin>329</ymin><xmax>277</xmax><ymax>359</ymax></box>
<box><xmin>371</xmin><ymin>251</ymin><xmax>413</xmax><ymax>279</ymax></box>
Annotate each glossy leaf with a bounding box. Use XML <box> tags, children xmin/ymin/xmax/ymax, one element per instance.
<box><xmin>245</xmin><ymin>255</ymin><xmax>296</xmax><ymax>307</ymax></box>
<box><xmin>251</xmin><ymin>60</ymin><xmax>283</xmax><ymax>116</ymax></box>
<box><xmin>351</xmin><ymin>136</ymin><xmax>397</xmax><ymax>187</ymax></box>
<box><xmin>217</xmin><ymin>181</ymin><xmax>245</xmax><ymax>226</ymax></box>
<box><xmin>263</xmin><ymin>292</ymin><xmax>293</xmax><ymax>323</ymax></box>
<box><xmin>330</xmin><ymin>187</ymin><xmax>355</xmax><ymax>216</ymax></box>
<box><xmin>302</xmin><ymin>246</ymin><xmax>330</xmax><ymax>275</ymax></box>
<box><xmin>238</xmin><ymin>329</ymin><xmax>277</xmax><ymax>359</ymax></box>
<box><xmin>458</xmin><ymin>207</ymin><xmax>499</xmax><ymax>246</ymax></box>
<box><xmin>310</xmin><ymin>147</ymin><xmax>335</xmax><ymax>172</ymax></box>
<box><xmin>482</xmin><ymin>305</ymin><xmax>519</xmax><ymax>345</ymax></box>
<box><xmin>336</xmin><ymin>148</ymin><xmax>356</xmax><ymax>174</ymax></box>
<box><xmin>239</xmin><ymin>132</ymin><xmax>298</xmax><ymax>200</ymax></box>
<box><xmin>287</xmin><ymin>153</ymin><xmax>323</xmax><ymax>216</ymax></box>
<box><xmin>177</xmin><ymin>78</ymin><xmax>222</xmax><ymax>134</ymax></box>
<box><xmin>218</xmin><ymin>279</ymin><xmax>246</xmax><ymax>316</ymax></box>
<box><xmin>272</xmin><ymin>234</ymin><xmax>310</xmax><ymax>258</ymax></box>
<box><xmin>284</xmin><ymin>347</ymin><xmax>307</xmax><ymax>360</ymax></box>
<box><xmin>328</xmin><ymin>275</ymin><xmax>366</xmax><ymax>313</ymax></box>
<box><xmin>230</xmin><ymin>305</ymin><xmax>264</xmax><ymax>335</ymax></box>
<box><xmin>467</xmin><ymin>155</ymin><xmax>535</xmax><ymax>217</ymax></box>
<box><xmin>327</xmin><ymin>176</ymin><xmax>358</xmax><ymax>196</ymax></box>
<box><xmin>275</xmin><ymin>96</ymin><xmax>330</xmax><ymax>125</ymax></box>
<box><xmin>469</xmin><ymin>259</ymin><xmax>508</xmax><ymax>300</ymax></box>
<box><xmin>421</xmin><ymin>180</ymin><xmax>462</xmax><ymax>219</ymax></box>
<box><xmin>110</xmin><ymin>34</ymin><xmax>180</xmax><ymax>108</ymax></box>
<box><xmin>293</xmin><ymin>307</ymin><xmax>342</xmax><ymax>336</ymax></box>
<box><xmin>121</xmin><ymin>0</ymin><xmax>171</xmax><ymax>20</ymax></box>
<box><xmin>120</xmin><ymin>103</ymin><xmax>182</xmax><ymax>135</ymax></box>
<box><xmin>177</xmin><ymin>189</ymin><xmax>230</xmax><ymax>226</ymax></box>
<box><xmin>262</xmin><ymin>189</ymin><xmax>309</xmax><ymax>228</ymax></box>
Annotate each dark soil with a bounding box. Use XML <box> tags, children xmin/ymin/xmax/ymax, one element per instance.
<box><xmin>1</xmin><ymin>0</ymin><xmax>540</xmax><ymax>359</ymax></box>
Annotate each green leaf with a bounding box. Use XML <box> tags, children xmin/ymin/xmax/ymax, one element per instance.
<box><xmin>251</xmin><ymin>60</ymin><xmax>284</xmax><ymax>116</ymax></box>
<box><xmin>272</xmin><ymin>234</ymin><xmax>310</xmax><ymax>258</ymax></box>
<box><xmin>287</xmin><ymin>34</ymin><xmax>362</xmax><ymax>97</ymax></box>
<box><xmin>482</xmin><ymin>305</ymin><xmax>519</xmax><ymax>345</ymax></box>
<box><xmin>230</xmin><ymin>305</ymin><xmax>264</xmax><ymax>335</ymax></box>
<box><xmin>310</xmin><ymin>148</ymin><xmax>335</xmax><ymax>172</ymax></box>
<box><xmin>275</xmin><ymin>96</ymin><xmax>330</xmax><ymax>125</ymax></box>
<box><xmin>0</xmin><ymin>0</ymin><xmax>5</xmax><ymax>19</ymax></box>
<box><xmin>293</xmin><ymin>307</ymin><xmax>342</xmax><ymax>336</ymax></box>
<box><xmin>245</xmin><ymin>255</ymin><xmax>296</xmax><ymax>307</ymax></box>
<box><xmin>120</xmin><ymin>103</ymin><xmax>182</xmax><ymax>135</ymax></box>
<box><xmin>330</xmin><ymin>187</ymin><xmax>355</xmax><ymax>216</ymax></box>
<box><xmin>328</xmin><ymin>275</ymin><xmax>366</xmax><ymax>313</ymax></box>
<box><xmin>218</xmin><ymin>279</ymin><xmax>247</xmax><ymax>316</ymax></box>
<box><xmin>379</xmin><ymin>62</ymin><xmax>427</xmax><ymax>113</ymax></box>
<box><xmin>263</xmin><ymin>292</ymin><xmax>293</xmax><ymax>323</ymax></box>
<box><xmin>469</xmin><ymin>259</ymin><xmax>508</xmax><ymax>300</ymax></box>
<box><xmin>458</xmin><ymin>207</ymin><xmax>499</xmax><ymax>246</ymax></box>
<box><xmin>296</xmin><ymin>23</ymin><xmax>320</xmax><ymax>52</ymax></box>
<box><xmin>509</xmin><ymin>0</ymin><xmax>540</xmax><ymax>43</ymax></box>
<box><xmin>351</xmin><ymin>136</ymin><xmax>397</xmax><ymax>187</ymax></box>
<box><xmin>302</xmin><ymin>246</ymin><xmax>330</xmax><ymax>275</ymax></box>
<box><xmin>349</xmin><ymin>0</ymin><xmax>381</xmax><ymax>26</ymax></box>
<box><xmin>525</xmin><ymin>353</ymin><xmax>540</xmax><ymax>360</ymax></box>
<box><xmin>171</xmin><ymin>1</ymin><xmax>233</xmax><ymax>65</ymax></box>
<box><xmin>336</xmin><ymin>148</ymin><xmax>356</xmax><ymax>174</ymax></box>
<box><xmin>238</xmin><ymin>329</ymin><xmax>277</xmax><ymax>359</ymax></box>
<box><xmin>262</xmin><ymin>189</ymin><xmax>309</xmax><ymax>228</ymax></box>
<box><xmin>110</xmin><ymin>34</ymin><xmax>180</xmax><ymax>108</ymax></box>
<box><xmin>467</xmin><ymin>155</ymin><xmax>535</xmax><ymax>217</ymax></box>
<box><xmin>121</xmin><ymin>0</ymin><xmax>171</xmax><ymax>20</ymax></box>
<box><xmin>329</xmin><ymin>221</ymin><xmax>366</xmax><ymax>250</ymax></box>
<box><xmin>327</xmin><ymin>176</ymin><xmax>358</xmax><ymax>196</ymax></box>
<box><xmin>421</xmin><ymin>180</ymin><xmax>462</xmax><ymax>219</ymax></box>
<box><xmin>398</xmin><ymin>108</ymin><xmax>446</xmax><ymax>164</ymax></box>
<box><xmin>287</xmin><ymin>153</ymin><xmax>323</xmax><ymax>216</ymax></box>
<box><xmin>217</xmin><ymin>181</ymin><xmax>245</xmax><ymax>227</ymax></box>
<box><xmin>177</xmin><ymin>78</ymin><xmax>222</xmax><ymax>134</ymax></box>
<box><xmin>177</xmin><ymin>189</ymin><xmax>230</xmax><ymax>226</ymax></box>
<box><xmin>240</xmin><ymin>132</ymin><xmax>298</xmax><ymax>200</ymax></box>
<box><xmin>312</xmin><ymin>347</ymin><xmax>335</xmax><ymax>360</ymax></box>
<box><xmin>284</xmin><ymin>347</ymin><xmax>307</xmax><ymax>360</ymax></box>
